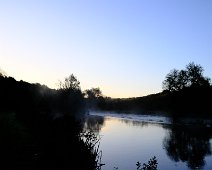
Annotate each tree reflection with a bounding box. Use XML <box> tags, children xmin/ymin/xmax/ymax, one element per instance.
<box><xmin>84</xmin><ymin>115</ymin><xmax>105</xmax><ymax>132</ymax></box>
<box><xmin>163</xmin><ymin>124</ymin><xmax>212</xmax><ymax>169</ymax></box>
<box><xmin>119</xmin><ymin>118</ymin><xmax>152</xmax><ymax>128</ymax></box>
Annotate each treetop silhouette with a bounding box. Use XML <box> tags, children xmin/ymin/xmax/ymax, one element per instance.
<box><xmin>162</xmin><ymin>62</ymin><xmax>211</xmax><ymax>92</ymax></box>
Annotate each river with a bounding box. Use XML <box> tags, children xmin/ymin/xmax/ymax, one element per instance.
<box><xmin>84</xmin><ymin>111</ymin><xmax>212</xmax><ymax>170</ymax></box>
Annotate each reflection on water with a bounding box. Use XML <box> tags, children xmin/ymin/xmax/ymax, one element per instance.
<box><xmin>120</xmin><ymin>118</ymin><xmax>149</xmax><ymax>127</ymax></box>
<box><xmin>84</xmin><ymin>115</ymin><xmax>105</xmax><ymax>132</ymax></box>
<box><xmin>163</xmin><ymin>125</ymin><xmax>212</xmax><ymax>169</ymax></box>
<box><xmin>84</xmin><ymin>113</ymin><xmax>212</xmax><ymax>170</ymax></box>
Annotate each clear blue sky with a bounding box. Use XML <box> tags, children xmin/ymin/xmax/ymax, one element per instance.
<box><xmin>1</xmin><ymin>0</ymin><xmax>212</xmax><ymax>98</ymax></box>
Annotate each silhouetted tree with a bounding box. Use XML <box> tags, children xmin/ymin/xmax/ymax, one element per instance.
<box><xmin>84</xmin><ymin>87</ymin><xmax>103</xmax><ymax>110</ymax></box>
<box><xmin>177</xmin><ymin>70</ymin><xmax>189</xmax><ymax>90</ymax></box>
<box><xmin>58</xmin><ymin>74</ymin><xmax>81</xmax><ymax>91</ymax></box>
<box><xmin>56</xmin><ymin>74</ymin><xmax>85</xmax><ymax>115</ymax></box>
<box><xmin>84</xmin><ymin>87</ymin><xmax>102</xmax><ymax>99</ymax></box>
<box><xmin>162</xmin><ymin>62</ymin><xmax>211</xmax><ymax>92</ymax></box>
<box><xmin>186</xmin><ymin>62</ymin><xmax>211</xmax><ymax>87</ymax></box>
<box><xmin>162</xmin><ymin>69</ymin><xmax>180</xmax><ymax>91</ymax></box>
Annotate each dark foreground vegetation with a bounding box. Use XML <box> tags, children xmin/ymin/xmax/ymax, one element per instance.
<box><xmin>88</xmin><ymin>62</ymin><xmax>212</xmax><ymax>117</ymax></box>
<box><xmin>0</xmin><ymin>73</ymin><xmax>101</xmax><ymax>169</ymax></box>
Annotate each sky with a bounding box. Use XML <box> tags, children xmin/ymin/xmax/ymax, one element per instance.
<box><xmin>0</xmin><ymin>0</ymin><xmax>212</xmax><ymax>98</ymax></box>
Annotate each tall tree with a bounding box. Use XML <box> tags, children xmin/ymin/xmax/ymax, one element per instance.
<box><xmin>162</xmin><ymin>62</ymin><xmax>211</xmax><ymax>92</ymax></box>
<box><xmin>186</xmin><ymin>62</ymin><xmax>210</xmax><ymax>87</ymax></box>
<box><xmin>58</xmin><ymin>74</ymin><xmax>81</xmax><ymax>91</ymax></box>
<box><xmin>162</xmin><ymin>69</ymin><xmax>180</xmax><ymax>91</ymax></box>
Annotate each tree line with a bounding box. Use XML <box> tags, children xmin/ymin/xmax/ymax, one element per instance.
<box><xmin>89</xmin><ymin>62</ymin><xmax>212</xmax><ymax>116</ymax></box>
<box><xmin>0</xmin><ymin>73</ymin><xmax>101</xmax><ymax>170</ymax></box>
<box><xmin>162</xmin><ymin>62</ymin><xmax>210</xmax><ymax>92</ymax></box>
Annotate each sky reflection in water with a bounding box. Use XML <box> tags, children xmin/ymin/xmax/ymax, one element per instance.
<box><xmin>84</xmin><ymin>113</ymin><xmax>212</xmax><ymax>170</ymax></box>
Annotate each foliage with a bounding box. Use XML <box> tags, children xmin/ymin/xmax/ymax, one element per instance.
<box><xmin>0</xmin><ymin>74</ymin><xmax>100</xmax><ymax>169</ymax></box>
<box><xmin>58</xmin><ymin>74</ymin><xmax>81</xmax><ymax>91</ymax></box>
<box><xmin>84</xmin><ymin>87</ymin><xmax>104</xmax><ymax>110</ymax></box>
<box><xmin>162</xmin><ymin>62</ymin><xmax>211</xmax><ymax>92</ymax></box>
<box><xmin>84</xmin><ymin>87</ymin><xmax>102</xmax><ymax>99</ymax></box>
<box><xmin>112</xmin><ymin>156</ymin><xmax>158</xmax><ymax>170</ymax></box>
<box><xmin>136</xmin><ymin>156</ymin><xmax>158</xmax><ymax>170</ymax></box>
<box><xmin>80</xmin><ymin>130</ymin><xmax>105</xmax><ymax>170</ymax></box>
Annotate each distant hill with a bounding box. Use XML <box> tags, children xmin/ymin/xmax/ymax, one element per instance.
<box><xmin>96</xmin><ymin>86</ymin><xmax>212</xmax><ymax>117</ymax></box>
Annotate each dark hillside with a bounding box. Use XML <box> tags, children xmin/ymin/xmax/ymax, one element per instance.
<box><xmin>0</xmin><ymin>75</ymin><xmax>98</xmax><ymax>170</ymax></box>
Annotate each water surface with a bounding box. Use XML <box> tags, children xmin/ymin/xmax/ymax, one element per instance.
<box><xmin>84</xmin><ymin>112</ymin><xmax>212</xmax><ymax>170</ymax></box>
